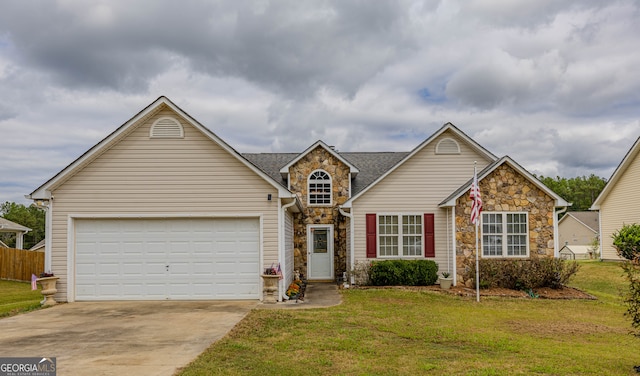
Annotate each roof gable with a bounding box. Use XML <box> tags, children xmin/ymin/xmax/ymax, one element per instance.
<box><xmin>438</xmin><ymin>156</ymin><xmax>571</xmax><ymax>208</ymax></box>
<box><xmin>591</xmin><ymin>136</ymin><xmax>640</xmax><ymax>210</ymax></box>
<box><xmin>342</xmin><ymin>123</ymin><xmax>497</xmax><ymax>207</ymax></box>
<box><xmin>29</xmin><ymin>96</ymin><xmax>293</xmax><ymax>199</ymax></box>
<box><xmin>559</xmin><ymin>211</ymin><xmax>599</xmax><ymax>233</ymax></box>
<box><xmin>278</xmin><ymin>141</ymin><xmax>359</xmax><ymax>178</ymax></box>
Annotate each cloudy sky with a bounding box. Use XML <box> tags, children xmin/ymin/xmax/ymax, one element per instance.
<box><xmin>1</xmin><ymin>0</ymin><xmax>639</xmax><ymax>205</ymax></box>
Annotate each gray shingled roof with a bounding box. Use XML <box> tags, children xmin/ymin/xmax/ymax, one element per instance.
<box><xmin>0</xmin><ymin>217</ymin><xmax>31</xmax><ymax>233</ymax></box>
<box><xmin>241</xmin><ymin>151</ymin><xmax>409</xmax><ymax>195</ymax></box>
<box><xmin>566</xmin><ymin>211</ymin><xmax>599</xmax><ymax>233</ymax></box>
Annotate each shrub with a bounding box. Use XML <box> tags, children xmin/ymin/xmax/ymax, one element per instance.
<box><xmin>464</xmin><ymin>258</ymin><xmax>580</xmax><ymax>290</ymax></box>
<box><xmin>614</xmin><ymin>224</ymin><xmax>640</xmax><ymax>336</ymax></box>
<box><xmin>613</xmin><ymin>223</ymin><xmax>640</xmax><ymax>261</ymax></box>
<box><xmin>369</xmin><ymin>260</ymin><xmax>438</xmax><ymax>286</ymax></box>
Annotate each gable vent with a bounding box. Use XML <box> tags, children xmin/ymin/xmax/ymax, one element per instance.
<box><xmin>435</xmin><ymin>138</ymin><xmax>460</xmax><ymax>155</ymax></box>
<box><xmin>150</xmin><ymin>117</ymin><xmax>184</xmax><ymax>138</ymax></box>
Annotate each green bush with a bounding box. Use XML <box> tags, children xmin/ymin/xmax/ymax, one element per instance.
<box><xmin>369</xmin><ymin>260</ymin><xmax>438</xmax><ymax>286</ymax></box>
<box><xmin>612</xmin><ymin>223</ymin><xmax>640</xmax><ymax>261</ymax></box>
<box><xmin>464</xmin><ymin>258</ymin><xmax>580</xmax><ymax>290</ymax></box>
<box><xmin>614</xmin><ymin>224</ymin><xmax>640</xmax><ymax>336</ymax></box>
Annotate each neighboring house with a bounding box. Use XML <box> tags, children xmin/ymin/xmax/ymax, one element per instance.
<box><xmin>28</xmin><ymin>96</ymin><xmax>569</xmax><ymax>302</ymax></box>
<box><xmin>558</xmin><ymin>211</ymin><xmax>599</xmax><ymax>248</ymax></box>
<box><xmin>591</xmin><ymin>136</ymin><xmax>640</xmax><ymax>260</ymax></box>
<box><xmin>29</xmin><ymin>239</ymin><xmax>45</xmax><ymax>252</ymax></box>
<box><xmin>0</xmin><ymin>217</ymin><xmax>31</xmax><ymax>249</ymax></box>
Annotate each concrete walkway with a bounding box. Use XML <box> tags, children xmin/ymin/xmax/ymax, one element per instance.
<box><xmin>0</xmin><ymin>301</ymin><xmax>256</xmax><ymax>376</ymax></box>
<box><xmin>259</xmin><ymin>282</ymin><xmax>342</xmax><ymax>309</ymax></box>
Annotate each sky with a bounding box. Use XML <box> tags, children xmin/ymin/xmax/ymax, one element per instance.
<box><xmin>1</xmin><ymin>0</ymin><xmax>639</xmax><ymax>205</ymax></box>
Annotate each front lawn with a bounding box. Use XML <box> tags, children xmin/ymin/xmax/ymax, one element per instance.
<box><xmin>0</xmin><ymin>280</ymin><xmax>42</xmax><ymax>317</ymax></box>
<box><xmin>178</xmin><ymin>261</ymin><xmax>639</xmax><ymax>375</ymax></box>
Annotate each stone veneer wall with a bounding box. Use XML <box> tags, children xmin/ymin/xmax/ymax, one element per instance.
<box><xmin>455</xmin><ymin>164</ymin><xmax>556</xmax><ymax>286</ymax></box>
<box><xmin>289</xmin><ymin>147</ymin><xmax>350</xmax><ymax>280</ymax></box>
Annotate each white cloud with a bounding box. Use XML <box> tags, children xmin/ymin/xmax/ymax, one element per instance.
<box><xmin>0</xmin><ymin>0</ymin><xmax>639</xmax><ymax>204</ymax></box>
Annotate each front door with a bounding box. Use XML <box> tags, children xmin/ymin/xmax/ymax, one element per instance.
<box><xmin>307</xmin><ymin>225</ymin><xmax>333</xmax><ymax>280</ymax></box>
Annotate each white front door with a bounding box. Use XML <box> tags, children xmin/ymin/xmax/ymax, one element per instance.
<box><xmin>307</xmin><ymin>225</ymin><xmax>333</xmax><ymax>280</ymax></box>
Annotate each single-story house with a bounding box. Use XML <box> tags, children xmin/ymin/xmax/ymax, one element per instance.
<box><xmin>591</xmin><ymin>136</ymin><xmax>640</xmax><ymax>260</ymax></box>
<box><xmin>28</xmin><ymin>96</ymin><xmax>569</xmax><ymax>302</ymax></box>
<box><xmin>558</xmin><ymin>211</ymin><xmax>599</xmax><ymax>248</ymax></box>
<box><xmin>0</xmin><ymin>217</ymin><xmax>31</xmax><ymax>250</ymax></box>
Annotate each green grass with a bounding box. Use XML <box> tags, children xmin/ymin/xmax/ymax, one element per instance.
<box><xmin>179</xmin><ymin>260</ymin><xmax>639</xmax><ymax>376</ymax></box>
<box><xmin>0</xmin><ymin>280</ymin><xmax>43</xmax><ymax>318</ymax></box>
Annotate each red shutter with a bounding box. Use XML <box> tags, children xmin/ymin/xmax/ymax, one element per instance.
<box><xmin>366</xmin><ymin>214</ymin><xmax>377</xmax><ymax>258</ymax></box>
<box><xmin>424</xmin><ymin>213</ymin><xmax>435</xmax><ymax>257</ymax></box>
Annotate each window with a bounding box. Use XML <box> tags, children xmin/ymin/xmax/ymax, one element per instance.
<box><xmin>377</xmin><ymin>214</ymin><xmax>422</xmax><ymax>257</ymax></box>
<box><xmin>308</xmin><ymin>170</ymin><xmax>332</xmax><ymax>205</ymax></box>
<box><xmin>482</xmin><ymin>212</ymin><xmax>528</xmax><ymax>257</ymax></box>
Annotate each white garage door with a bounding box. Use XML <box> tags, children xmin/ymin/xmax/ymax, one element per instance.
<box><xmin>75</xmin><ymin>218</ymin><xmax>260</xmax><ymax>300</ymax></box>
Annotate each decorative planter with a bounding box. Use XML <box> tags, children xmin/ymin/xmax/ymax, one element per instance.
<box><xmin>261</xmin><ymin>274</ymin><xmax>280</xmax><ymax>304</ymax></box>
<box><xmin>439</xmin><ymin>277</ymin><xmax>453</xmax><ymax>290</ymax></box>
<box><xmin>37</xmin><ymin>276</ymin><xmax>60</xmax><ymax>306</ymax></box>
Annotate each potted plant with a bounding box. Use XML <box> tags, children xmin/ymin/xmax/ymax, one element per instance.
<box><xmin>439</xmin><ymin>271</ymin><xmax>453</xmax><ymax>290</ymax></box>
<box><xmin>36</xmin><ymin>272</ymin><xmax>60</xmax><ymax>306</ymax></box>
<box><xmin>261</xmin><ymin>268</ymin><xmax>280</xmax><ymax>304</ymax></box>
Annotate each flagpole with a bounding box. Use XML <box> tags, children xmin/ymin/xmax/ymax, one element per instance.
<box><xmin>474</xmin><ymin>162</ymin><xmax>480</xmax><ymax>303</ymax></box>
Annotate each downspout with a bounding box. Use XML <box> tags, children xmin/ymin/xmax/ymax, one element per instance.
<box><xmin>45</xmin><ymin>199</ymin><xmax>53</xmax><ymax>273</ymax></box>
<box><xmin>280</xmin><ymin>197</ymin><xmax>297</xmax><ymax>301</ymax></box>
<box><xmin>446</xmin><ymin>208</ymin><xmax>450</xmax><ymax>275</ymax></box>
<box><xmin>338</xmin><ymin>206</ymin><xmax>355</xmax><ymax>285</ymax></box>
<box><xmin>554</xmin><ymin>206</ymin><xmax>568</xmax><ymax>258</ymax></box>
<box><xmin>450</xmin><ymin>206</ymin><xmax>457</xmax><ymax>286</ymax></box>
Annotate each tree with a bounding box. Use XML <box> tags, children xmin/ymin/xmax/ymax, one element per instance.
<box><xmin>537</xmin><ymin>174</ymin><xmax>607</xmax><ymax>211</ymax></box>
<box><xmin>612</xmin><ymin>224</ymin><xmax>640</xmax><ymax>336</ymax></box>
<box><xmin>0</xmin><ymin>201</ymin><xmax>45</xmax><ymax>249</ymax></box>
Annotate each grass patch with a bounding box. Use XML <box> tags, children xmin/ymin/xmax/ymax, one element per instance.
<box><xmin>179</xmin><ymin>261</ymin><xmax>640</xmax><ymax>375</ymax></box>
<box><xmin>0</xmin><ymin>280</ymin><xmax>42</xmax><ymax>318</ymax></box>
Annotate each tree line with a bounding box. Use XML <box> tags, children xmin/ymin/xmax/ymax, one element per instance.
<box><xmin>536</xmin><ymin>174</ymin><xmax>607</xmax><ymax>212</ymax></box>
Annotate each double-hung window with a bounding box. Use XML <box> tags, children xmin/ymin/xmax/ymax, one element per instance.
<box><xmin>378</xmin><ymin>214</ymin><xmax>422</xmax><ymax>257</ymax></box>
<box><xmin>482</xmin><ymin>212</ymin><xmax>528</xmax><ymax>257</ymax></box>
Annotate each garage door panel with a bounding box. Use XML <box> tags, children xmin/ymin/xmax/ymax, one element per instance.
<box><xmin>75</xmin><ymin>218</ymin><xmax>260</xmax><ymax>300</ymax></box>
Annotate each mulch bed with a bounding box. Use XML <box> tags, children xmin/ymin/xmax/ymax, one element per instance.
<box><xmin>353</xmin><ymin>285</ymin><xmax>597</xmax><ymax>300</ymax></box>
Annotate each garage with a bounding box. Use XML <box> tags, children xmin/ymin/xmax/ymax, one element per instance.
<box><xmin>74</xmin><ymin>217</ymin><xmax>260</xmax><ymax>301</ymax></box>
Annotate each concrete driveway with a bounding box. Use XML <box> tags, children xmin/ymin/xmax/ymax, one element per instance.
<box><xmin>0</xmin><ymin>301</ymin><xmax>256</xmax><ymax>375</ymax></box>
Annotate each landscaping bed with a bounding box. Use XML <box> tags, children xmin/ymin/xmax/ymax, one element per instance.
<box><xmin>353</xmin><ymin>284</ymin><xmax>597</xmax><ymax>299</ymax></box>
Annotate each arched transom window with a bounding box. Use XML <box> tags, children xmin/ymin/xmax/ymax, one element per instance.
<box><xmin>308</xmin><ymin>170</ymin><xmax>332</xmax><ymax>205</ymax></box>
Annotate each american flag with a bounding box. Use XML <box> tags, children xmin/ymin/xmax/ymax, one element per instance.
<box><xmin>470</xmin><ymin>168</ymin><xmax>482</xmax><ymax>225</ymax></box>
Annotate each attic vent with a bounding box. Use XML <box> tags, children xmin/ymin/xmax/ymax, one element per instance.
<box><xmin>435</xmin><ymin>138</ymin><xmax>460</xmax><ymax>155</ymax></box>
<box><xmin>150</xmin><ymin>117</ymin><xmax>184</xmax><ymax>138</ymax></box>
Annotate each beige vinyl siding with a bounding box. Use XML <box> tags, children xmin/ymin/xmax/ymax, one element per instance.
<box><xmin>558</xmin><ymin>216</ymin><xmax>597</xmax><ymax>247</ymax></box>
<box><xmin>284</xmin><ymin>210</ymin><xmax>294</xmax><ymax>287</ymax></box>
<box><xmin>352</xmin><ymin>130</ymin><xmax>492</xmax><ymax>271</ymax></box>
<box><xmin>49</xmin><ymin>107</ymin><xmax>280</xmax><ymax>301</ymax></box>
<box><xmin>599</xmin><ymin>152</ymin><xmax>640</xmax><ymax>260</ymax></box>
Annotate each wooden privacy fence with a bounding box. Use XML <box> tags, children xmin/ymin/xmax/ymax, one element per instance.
<box><xmin>0</xmin><ymin>246</ymin><xmax>44</xmax><ymax>282</ymax></box>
